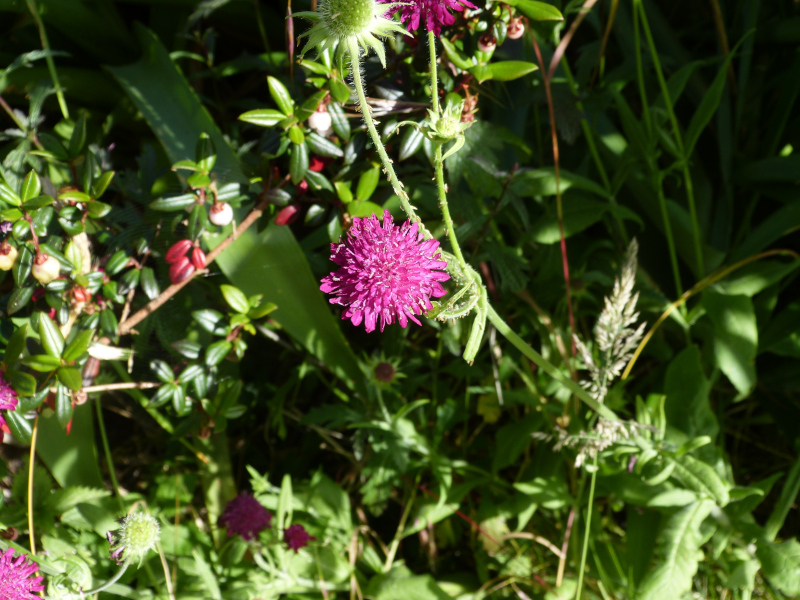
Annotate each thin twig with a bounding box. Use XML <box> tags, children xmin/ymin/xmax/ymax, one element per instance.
<box><xmin>501</xmin><ymin>532</ymin><xmax>565</xmax><ymax>559</ymax></box>
<box><xmin>118</xmin><ymin>192</ymin><xmax>272</xmax><ymax>335</ymax></box>
<box><xmin>555</xmin><ymin>507</ymin><xmax>576</xmax><ymax>587</ymax></box>
<box><xmin>28</xmin><ymin>415</ymin><xmax>41</xmax><ymax>597</ymax></box>
<box><xmin>548</xmin><ymin>0</ymin><xmax>600</xmax><ymax>82</ymax></box>
<box><xmin>52</xmin><ymin>381</ymin><xmax>161</xmax><ymax>394</ymax></box>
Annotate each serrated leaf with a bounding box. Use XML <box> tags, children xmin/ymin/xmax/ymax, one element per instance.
<box><xmin>49</xmin><ymin>486</ymin><xmax>111</xmax><ymax>512</ymax></box>
<box><xmin>638</xmin><ymin>500</ymin><xmax>715</xmax><ymax>600</ymax></box>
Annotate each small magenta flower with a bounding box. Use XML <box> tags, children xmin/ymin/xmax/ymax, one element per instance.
<box><xmin>0</xmin><ymin>375</ymin><xmax>19</xmax><ymax>444</ymax></box>
<box><xmin>219</xmin><ymin>493</ymin><xmax>272</xmax><ymax>541</ymax></box>
<box><xmin>0</xmin><ymin>548</ymin><xmax>45</xmax><ymax>599</ymax></box>
<box><xmin>379</xmin><ymin>0</ymin><xmax>476</xmax><ymax>36</ymax></box>
<box><xmin>284</xmin><ymin>524</ymin><xmax>316</xmax><ymax>553</ymax></box>
<box><xmin>320</xmin><ymin>209</ymin><xmax>450</xmax><ymax>333</ymax></box>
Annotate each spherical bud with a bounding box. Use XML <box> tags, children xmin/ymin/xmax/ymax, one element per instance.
<box><xmin>108</xmin><ymin>511</ymin><xmax>160</xmax><ymax>566</ymax></box>
<box><xmin>307</xmin><ymin>107</ymin><xmax>333</xmax><ymax>136</ymax></box>
<box><xmin>166</xmin><ymin>239</ymin><xmax>193</xmax><ymax>264</ymax></box>
<box><xmin>169</xmin><ymin>256</ymin><xmax>196</xmax><ymax>284</ymax></box>
<box><xmin>275</xmin><ymin>204</ymin><xmax>299</xmax><ymax>226</ymax></box>
<box><xmin>477</xmin><ymin>34</ymin><xmax>496</xmax><ymax>54</ymax></box>
<box><xmin>374</xmin><ymin>362</ymin><xmax>396</xmax><ymax>383</ymax></box>
<box><xmin>325</xmin><ymin>0</ymin><xmax>374</xmax><ymax>40</ymax></box>
<box><xmin>209</xmin><ymin>202</ymin><xmax>233</xmax><ymax>227</ymax></box>
<box><xmin>191</xmin><ymin>247</ymin><xmax>206</xmax><ymax>270</ymax></box>
<box><xmin>507</xmin><ymin>18</ymin><xmax>525</xmax><ymax>39</ymax></box>
<box><xmin>32</xmin><ymin>253</ymin><xmax>60</xmax><ymax>284</ymax></box>
<box><xmin>0</xmin><ymin>242</ymin><xmax>18</xmax><ymax>271</ymax></box>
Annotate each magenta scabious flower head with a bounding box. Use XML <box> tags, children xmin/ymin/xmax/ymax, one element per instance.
<box><xmin>219</xmin><ymin>493</ymin><xmax>272</xmax><ymax>541</ymax></box>
<box><xmin>320</xmin><ymin>209</ymin><xmax>450</xmax><ymax>333</ymax></box>
<box><xmin>284</xmin><ymin>524</ymin><xmax>316</xmax><ymax>553</ymax></box>
<box><xmin>0</xmin><ymin>548</ymin><xmax>45</xmax><ymax>599</ymax></box>
<box><xmin>379</xmin><ymin>0</ymin><xmax>477</xmax><ymax>36</ymax></box>
<box><xmin>0</xmin><ymin>374</ymin><xmax>19</xmax><ymax>443</ymax></box>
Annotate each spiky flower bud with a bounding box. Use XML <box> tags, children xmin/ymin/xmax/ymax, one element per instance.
<box><xmin>296</xmin><ymin>0</ymin><xmax>409</xmax><ymax>68</ymax></box>
<box><xmin>107</xmin><ymin>511</ymin><xmax>160</xmax><ymax>566</ymax></box>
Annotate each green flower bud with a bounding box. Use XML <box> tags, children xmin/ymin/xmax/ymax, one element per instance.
<box><xmin>296</xmin><ymin>0</ymin><xmax>409</xmax><ymax>68</ymax></box>
<box><xmin>108</xmin><ymin>511</ymin><xmax>160</xmax><ymax>566</ymax></box>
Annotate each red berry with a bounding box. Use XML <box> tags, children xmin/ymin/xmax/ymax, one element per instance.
<box><xmin>297</xmin><ymin>180</ymin><xmax>309</xmax><ymax>197</ymax></box>
<box><xmin>166</xmin><ymin>239</ymin><xmax>193</xmax><ymax>264</ymax></box>
<box><xmin>169</xmin><ymin>256</ymin><xmax>196</xmax><ymax>284</ymax></box>
<box><xmin>191</xmin><ymin>247</ymin><xmax>206</xmax><ymax>270</ymax></box>
<box><xmin>275</xmin><ymin>204</ymin><xmax>299</xmax><ymax>226</ymax></box>
<box><xmin>309</xmin><ymin>157</ymin><xmax>326</xmax><ymax>172</ymax></box>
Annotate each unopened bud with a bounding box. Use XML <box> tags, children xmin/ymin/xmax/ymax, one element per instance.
<box><xmin>209</xmin><ymin>202</ymin><xmax>233</xmax><ymax>227</ymax></box>
<box><xmin>32</xmin><ymin>253</ymin><xmax>60</xmax><ymax>284</ymax></box>
<box><xmin>191</xmin><ymin>247</ymin><xmax>206</xmax><ymax>270</ymax></box>
<box><xmin>507</xmin><ymin>19</ymin><xmax>525</xmax><ymax>40</ymax></box>
<box><xmin>169</xmin><ymin>256</ymin><xmax>196</xmax><ymax>284</ymax></box>
<box><xmin>166</xmin><ymin>239</ymin><xmax>193</xmax><ymax>264</ymax></box>
<box><xmin>0</xmin><ymin>242</ymin><xmax>18</xmax><ymax>271</ymax></box>
<box><xmin>477</xmin><ymin>34</ymin><xmax>496</xmax><ymax>53</ymax></box>
<box><xmin>275</xmin><ymin>204</ymin><xmax>299</xmax><ymax>226</ymax></box>
<box><xmin>108</xmin><ymin>511</ymin><xmax>160</xmax><ymax>566</ymax></box>
<box><xmin>308</xmin><ymin>107</ymin><xmax>333</xmax><ymax>136</ymax></box>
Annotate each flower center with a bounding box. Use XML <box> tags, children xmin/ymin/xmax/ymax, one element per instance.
<box><xmin>325</xmin><ymin>0</ymin><xmax>375</xmax><ymax>38</ymax></box>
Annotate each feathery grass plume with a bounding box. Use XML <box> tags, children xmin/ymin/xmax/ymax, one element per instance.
<box><xmin>535</xmin><ymin>239</ymin><xmax>647</xmax><ymax>468</ymax></box>
<box><xmin>296</xmin><ymin>0</ymin><xmax>410</xmax><ymax>68</ymax></box>
<box><xmin>574</xmin><ymin>238</ymin><xmax>646</xmax><ymax>403</ymax></box>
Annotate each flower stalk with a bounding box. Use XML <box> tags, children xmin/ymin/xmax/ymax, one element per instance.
<box><xmin>347</xmin><ymin>39</ymin><xmax>425</xmax><ymax>233</ymax></box>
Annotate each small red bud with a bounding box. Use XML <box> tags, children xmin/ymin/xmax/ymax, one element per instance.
<box><xmin>166</xmin><ymin>239</ymin><xmax>193</xmax><ymax>264</ymax></box>
<box><xmin>309</xmin><ymin>157</ymin><xmax>326</xmax><ymax>172</ymax></box>
<box><xmin>169</xmin><ymin>256</ymin><xmax>196</xmax><ymax>284</ymax></box>
<box><xmin>191</xmin><ymin>247</ymin><xmax>206</xmax><ymax>270</ymax></box>
<box><xmin>72</xmin><ymin>286</ymin><xmax>90</xmax><ymax>303</ymax></box>
<box><xmin>275</xmin><ymin>204</ymin><xmax>299</xmax><ymax>226</ymax></box>
<box><xmin>296</xmin><ymin>180</ymin><xmax>309</xmax><ymax>197</ymax></box>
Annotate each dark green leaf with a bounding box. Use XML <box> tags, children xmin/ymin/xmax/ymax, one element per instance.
<box><xmin>5</xmin><ymin>410</ymin><xmax>33</xmax><ymax>444</ymax></box>
<box><xmin>268</xmin><ymin>76</ymin><xmax>294</xmax><ymax>115</ymax></box>
<box><xmin>55</xmin><ymin>384</ymin><xmax>73</xmax><ymax>426</ymax></box>
<box><xmin>289</xmin><ymin>142</ymin><xmax>309</xmax><ymax>184</ymax></box>
<box><xmin>150</xmin><ymin>193</ymin><xmax>197</xmax><ymax>212</ymax></box>
<box><xmin>3</xmin><ymin>323</ymin><xmax>28</xmax><ymax>365</ymax></box>
<box><xmin>328</xmin><ymin>102</ymin><xmax>350</xmax><ymax>141</ymax></box>
<box><xmin>13</xmin><ymin>244</ymin><xmax>33</xmax><ymax>285</ymax></box>
<box><xmin>140</xmin><ymin>266</ymin><xmax>159</xmax><ymax>300</ymax></box>
<box><xmin>470</xmin><ymin>61</ymin><xmax>539</xmax><ymax>83</ymax></box>
<box><xmin>205</xmin><ymin>340</ymin><xmax>232</xmax><ymax>367</ymax></box>
<box><xmin>306</xmin><ymin>132</ymin><xmax>343</xmax><ymax>158</ymax></box>
<box><xmin>188</xmin><ymin>204</ymin><xmax>209</xmax><ymax>241</ymax></box>
<box><xmin>4</xmin><ymin>369</ymin><xmax>36</xmax><ymax>396</ymax></box>
<box><xmin>497</xmin><ymin>0</ymin><xmax>563</xmax><ymax>20</ymax></box>
<box><xmin>195</xmin><ymin>132</ymin><xmax>217</xmax><ymax>172</ymax></box>
<box><xmin>39</xmin><ymin>313</ymin><xmax>65</xmax><ymax>358</ymax></box>
<box><xmin>150</xmin><ymin>359</ymin><xmax>174</xmax><ymax>383</ymax></box>
<box><xmin>21</xmin><ymin>354</ymin><xmax>61</xmax><ymax>372</ymax></box>
<box><xmin>91</xmin><ymin>171</ymin><xmax>115</xmax><ymax>198</ymax></box>
<box><xmin>105</xmin><ymin>250</ymin><xmax>130</xmax><ymax>275</ymax></box>
<box><xmin>63</xmin><ymin>329</ymin><xmax>95</xmax><ymax>362</ymax></box>
<box><xmin>238</xmin><ymin>108</ymin><xmax>285</xmax><ymax>127</ymax></box>
<box><xmin>68</xmin><ymin>111</ymin><xmax>87</xmax><ymax>158</ymax></box>
<box><xmin>20</xmin><ymin>171</ymin><xmax>41</xmax><ymax>202</ymax></box>
<box><xmin>7</xmin><ymin>285</ymin><xmax>34</xmax><ymax>315</ymax></box>
<box><xmin>399</xmin><ymin>126</ymin><xmax>424</xmax><ymax>161</ymax></box>
<box><xmin>356</xmin><ymin>165</ymin><xmax>380</xmax><ymax>201</ymax></box>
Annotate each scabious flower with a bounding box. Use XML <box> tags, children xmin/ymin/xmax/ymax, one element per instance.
<box><xmin>107</xmin><ymin>511</ymin><xmax>160</xmax><ymax>566</ymax></box>
<box><xmin>219</xmin><ymin>493</ymin><xmax>272</xmax><ymax>541</ymax></box>
<box><xmin>378</xmin><ymin>0</ymin><xmax>477</xmax><ymax>36</ymax></box>
<box><xmin>0</xmin><ymin>375</ymin><xmax>19</xmax><ymax>443</ymax></box>
<box><xmin>284</xmin><ymin>524</ymin><xmax>316</xmax><ymax>553</ymax></box>
<box><xmin>297</xmin><ymin>0</ymin><xmax>409</xmax><ymax>68</ymax></box>
<box><xmin>0</xmin><ymin>548</ymin><xmax>45</xmax><ymax>599</ymax></box>
<box><xmin>320</xmin><ymin>209</ymin><xmax>450</xmax><ymax>333</ymax></box>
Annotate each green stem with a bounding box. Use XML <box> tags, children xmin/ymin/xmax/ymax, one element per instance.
<box><xmin>575</xmin><ymin>456</ymin><xmax>598</xmax><ymax>599</ymax></box>
<box><xmin>428</xmin><ymin>30</ymin><xmax>439</xmax><ymax>114</ymax></box>
<box><xmin>25</xmin><ymin>0</ymin><xmax>69</xmax><ymax>120</ymax></box>
<box><xmin>486</xmin><ymin>304</ymin><xmax>619</xmax><ymax>422</ymax></box>
<box><xmin>631</xmin><ymin>0</ymin><xmax>683</xmax><ymax>298</ymax></box>
<box><xmin>95</xmin><ymin>398</ymin><xmax>123</xmax><ymax>509</ymax></box>
<box><xmin>84</xmin><ymin>561</ymin><xmax>130</xmax><ymax>595</ymax></box>
<box><xmin>347</xmin><ymin>40</ymin><xmax>424</xmax><ymax>232</ymax></box>
<box><xmin>637</xmin><ymin>0</ymin><xmax>704</xmax><ymax>277</ymax></box>
<box><xmin>383</xmin><ymin>478</ymin><xmax>418</xmax><ymax>571</ymax></box>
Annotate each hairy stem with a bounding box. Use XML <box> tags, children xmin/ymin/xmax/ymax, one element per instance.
<box><xmin>84</xmin><ymin>561</ymin><xmax>130</xmax><ymax>595</ymax></box>
<box><xmin>428</xmin><ymin>30</ymin><xmax>439</xmax><ymax>114</ymax></box>
<box><xmin>347</xmin><ymin>39</ymin><xmax>425</xmax><ymax>233</ymax></box>
<box><xmin>95</xmin><ymin>398</ymin><xmax>123</xmax><ymax>506</ymax></box>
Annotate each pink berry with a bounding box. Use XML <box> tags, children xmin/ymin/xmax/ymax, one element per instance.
<box><xmin>507</xmin><ymin>19</ymin><xmax>525</xmax><ymax>39</ymax></box>
<box><xmin>169</xmin><ymin>256</ymin><xmax>196</xmax><ymax>284</ymax></box>
<box><xmin>166</xmin><ymin>239</ymin><xmax>193</xmax><ymax>264</ymax></box>
<box><xmin>477</xmin><ymin>34</ymin><xmax>496</xmax><ymax>53</ymax></box>
<box><xmin>275</xmin><ymin>204</ymin><xmax>299</xmax><ymax>226</ymax></box>
<box><xmin>191</xmin><ymin>247</ymin><xmax>206</xmax><ymax>270</ymax></box>
<box><xmin>209</xmin><ymin>202</ymin><xmax>233</xmax><ymax>227</ymax></box>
